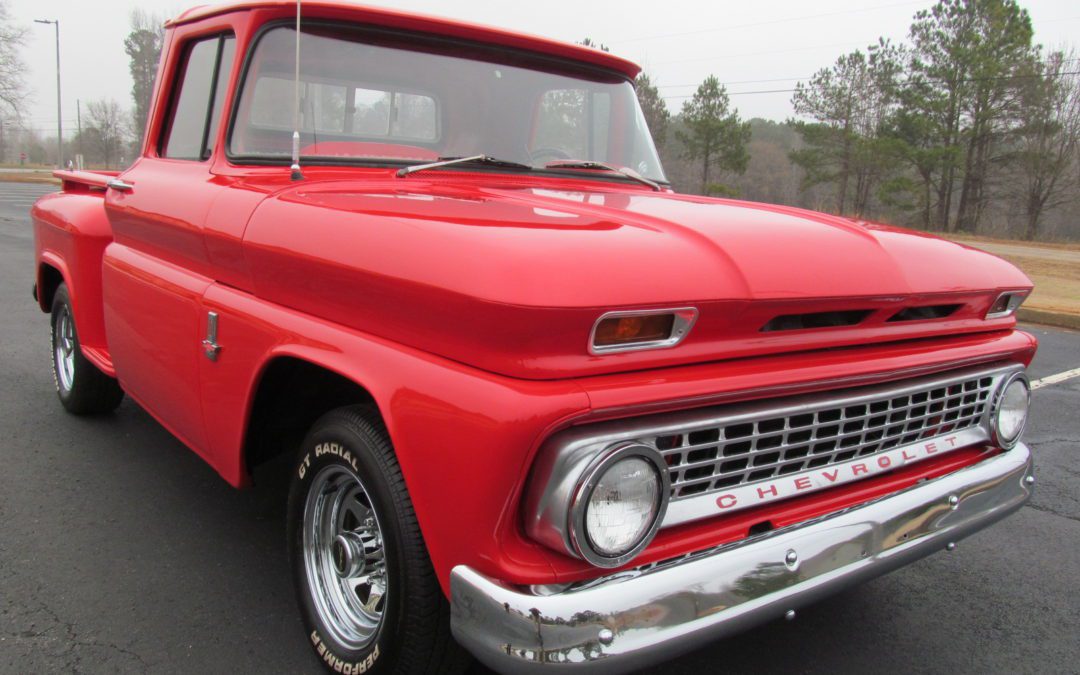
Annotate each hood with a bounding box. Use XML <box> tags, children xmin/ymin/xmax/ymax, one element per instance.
<box><xmin>241</xmin><ymin>177</ymin><xmax>1032</xmax><ymax>379</ymax></box>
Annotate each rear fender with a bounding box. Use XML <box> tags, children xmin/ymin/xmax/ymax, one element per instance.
<box><xmin>32</xmin><ymin>189</ymin><xmax>116</xmax><ymax>373</ymax></box>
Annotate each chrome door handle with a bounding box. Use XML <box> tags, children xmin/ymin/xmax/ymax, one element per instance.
<box><xmin>106</xmin><ymin>179</ymin><xmax>134</xmax><ymax>192</ymax></box>
<box><xmin>202</xmin><ymin>311</ymin><xmax>221</xmax><ymax>361</ymax></box>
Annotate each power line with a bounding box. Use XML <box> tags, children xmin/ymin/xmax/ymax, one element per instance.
<box><xmin>656</xmin><ymin>59</ymin><xmax>1080</xmax><ymax>90</ymax></box>
<box><xmin>660</xmin><ymin>69</ymin><xmax>1080</xmax><ymax>100</ymax></box>
<box><xmin>663</xmin><ymin>88</ymin><xmax>796</xmax><ymax>100</ymax></box>
<box><xmin>658</xmin><ymin>76</ymin><xmax>805</xmax><ymax>89</ymax></box>
<box><xmin>651</xmin><ymin>40</ymin><xmax>870</xmax><ymax>67</ymax></box>
<box><xmin>611</xmin><ymin>0</ymin><xmax>925</xmax><ymax>44</ymax></box>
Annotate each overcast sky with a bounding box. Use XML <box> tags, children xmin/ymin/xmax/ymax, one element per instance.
<box><xmin>9</xmin><ymin>0</ymin><xmax>1080</xmax><ymax>138</ymax></box>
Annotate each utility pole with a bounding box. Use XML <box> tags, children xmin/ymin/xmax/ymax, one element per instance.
<box><xmin>35</xmin><ymin>19</ymin><xmax>62</xmax><ymax>169</ymax></box>
<box><xmin>76</xmin><ymin>99</ymin><xmax>82</xmax><ymax>169</ymax></box>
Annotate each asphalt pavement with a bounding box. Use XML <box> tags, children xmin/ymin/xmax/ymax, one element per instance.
<box><xmin>1</xmin><ymin>181</ymin><xmax>1077</xmax><ymax>674</ymax></box>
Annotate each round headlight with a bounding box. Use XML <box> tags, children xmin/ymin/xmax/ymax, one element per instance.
<box><xmin>993</xmin><ymin>374</ymin><xmax>1030</xmax><ymax>448</ymax></box>
<box><xmin>571</xmin><ymin>443</ymin><xmax>669</xmax><ymax>567</ymax></box>
<box><xmin>585</xmin><ymin>457</ymin><xmax>660</xmax><ymax>556</ymax></box>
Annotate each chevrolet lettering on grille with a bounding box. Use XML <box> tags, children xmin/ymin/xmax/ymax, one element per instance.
<box><xmin>708</xmin><ymin>432</ymin><xmax>965</xmax><ymax>512</ymax></box>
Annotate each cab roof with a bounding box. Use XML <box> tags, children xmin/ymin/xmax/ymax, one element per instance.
<box><xmin>167</xmin><ymin>1</ymin><xmax>641</xmax><ymax>79</ymax></box>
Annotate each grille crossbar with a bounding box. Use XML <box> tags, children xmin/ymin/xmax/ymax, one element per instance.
<box><xmin>654</xmin><ymin>374</ymin><xmax>995</xmax><ymax>500</ymax></box>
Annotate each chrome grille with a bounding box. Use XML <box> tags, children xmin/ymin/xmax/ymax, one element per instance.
<box><xmin>655</xmin><ymin>373</ymin><xmax>996</xmax><ymax>500</ymax></box>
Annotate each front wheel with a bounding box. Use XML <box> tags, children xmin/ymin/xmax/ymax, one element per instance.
<box><xmin>286</xmin><ymin>406</ymin><xmax>468</xmax><ymax>674</ymax></box>
<box><xmin>50</xmin><ymin>283</ymin><xmax>124</xmax><ymax>414</ymax></box>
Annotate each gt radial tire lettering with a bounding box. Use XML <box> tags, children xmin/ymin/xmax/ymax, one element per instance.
<box><xmin>310</xmin><ymin>631</ymin><xmax>379</xmax><ymax>673</ymax></box>
<box><xmin>313</xmin><ymin>442</ymin><xmax>360</xmax><ymax>472</ymax></box>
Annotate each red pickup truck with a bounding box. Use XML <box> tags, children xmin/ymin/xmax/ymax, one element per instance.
<box><xmin>32</xmin><ymin>2</ymin><xmax>1037</xmax><ymax>673</ymax></box>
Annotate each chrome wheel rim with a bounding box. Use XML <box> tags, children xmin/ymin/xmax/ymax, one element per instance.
<box><xmin>54</xmin><ymin>306</ymin><xmax>76</xmax><ymax>392</ymax></box>
<box><xmin>303</xmin><ymin>463</ymin><xmax>387</xmax><ymax>650</ymax></box>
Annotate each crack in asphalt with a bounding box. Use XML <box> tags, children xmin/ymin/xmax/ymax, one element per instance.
<box><xmin>1030</xmin><ymin>438</ymin><xmax>1073</xmax><ymax>445</ymax></box>
<box><xmin>1023</xmin><ymin>502</ymin><xmax>1080</xmax><ymax>525</ymax></box>
<box><xmin>1</xmin><ymin>579</ymin><xmax>150</xmax><ymax>672</ymax></box>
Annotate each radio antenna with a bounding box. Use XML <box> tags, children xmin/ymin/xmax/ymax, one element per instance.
<box><xmin>290</xmin><ymin>0</ymin><xmax>304</xmax><ymax>180</ymax></box>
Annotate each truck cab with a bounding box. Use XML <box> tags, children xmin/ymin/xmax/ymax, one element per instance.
<box><xmin>32</xmin><ymin>2</ymin><xmax>1036</xmax><ymax>673</ymax></box>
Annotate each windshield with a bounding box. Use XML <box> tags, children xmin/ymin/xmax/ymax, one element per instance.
<box><xmin>229</xmin><ymin>25</ymin><xmax>667</xmax><ymax>183</ymax></box>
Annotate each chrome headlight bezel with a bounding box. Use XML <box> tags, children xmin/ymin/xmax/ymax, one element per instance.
<box><xmin>525</xmin><ymin>438</ymin><xmax>670</xmax><ymax>569</ymax></box>
<box><xmin>990</xmin><ymin>371</ymin><xmax>1030</xmax><ymax>449</ymax></box>
<box><xmin>567</xmin><ymin>442</ymin><xmax>670</xmax><ymax>568</ymax></box>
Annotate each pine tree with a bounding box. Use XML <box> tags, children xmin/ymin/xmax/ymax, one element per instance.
<box><xmin>124</xmin><ymin>10</ymin><xmax>165</xmax><ymax>146</ymax></box>
<box><xmin>635</xmin><ymin>73</ymin><xmax>670</xmax><ymax>150</ymax></box>
<box><xmin>676</xmin><ymin>76</ymin><xmax>751</xmax><ymax>195</ymax></box>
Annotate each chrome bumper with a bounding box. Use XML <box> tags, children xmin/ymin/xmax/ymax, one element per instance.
<box><xmin>451</xmin><ymin>443</ymin><xmax>1034</xmax><ymax>673</ymax></box>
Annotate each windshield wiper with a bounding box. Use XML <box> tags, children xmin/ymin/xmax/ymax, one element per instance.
<box><xmin>543</xmin><ymin>160</ymin><xmax>663</xmax><ymax>191</ymax></box>
<box><xmin>396</xmin><ymin>154</ymin><xmax>533</xmax><ymax>177</ymax></box>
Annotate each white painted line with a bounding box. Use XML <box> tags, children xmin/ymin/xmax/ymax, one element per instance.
<box><xmin>1031</xmin><ymin>367</ymin><xmax>1080</xmax><ymax>390</ymax></box>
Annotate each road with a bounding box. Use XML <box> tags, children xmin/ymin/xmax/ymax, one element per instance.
<box><xmin>1</xmin><ymin>181</ymin><xmax>1077</xmax><ymax>674</ymax></box>
<box><xmin>957</xmin><ymin>238</ymin><xmax>1080</xmax><ymax>265</ymax></box>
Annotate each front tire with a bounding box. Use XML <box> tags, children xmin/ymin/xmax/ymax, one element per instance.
<box><xmin>50</xmin><ymin>283</ymin><xmax>124</xmax><ymax>414</ymax></box>
<box><xmin>287</xmin><ymin>406</ymin><xmax>467</xmax><ymax>674</ymax></box>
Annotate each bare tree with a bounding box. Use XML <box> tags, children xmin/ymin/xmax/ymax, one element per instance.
<box><xmin>1010</xmin><ymin>49</ymin><xmax>1080</xmax><ymax>240</ymax></box>
<box><xmin>85</xmin><ymin>99</ymin><xmax>128</xmax><ymax>169</ymax></box>
<box><xmin>0</xmin><ymin>0</ymin><xmax>28</xmax><ymax>119</ymax></box>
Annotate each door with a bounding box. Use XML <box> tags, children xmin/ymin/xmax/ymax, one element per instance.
<box><xmin>102</xmin><ymin>33</ymin><xmax>236</xmax><ymax>456</ymax></box>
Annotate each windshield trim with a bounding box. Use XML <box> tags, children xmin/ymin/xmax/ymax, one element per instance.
<box><xmin>224</xmin><ymin>18</ymin><xmax>642</xmax><ymax>171</ymax></box>
<box><xmin>225</xmin><ymin>152</ymin><xmax>672</xmax><ymax>187</ymax></box>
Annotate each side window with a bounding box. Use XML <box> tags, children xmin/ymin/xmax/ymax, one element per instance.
<box><xmin>352</xmin><ymin>88</ymin><xmax>391</xmax><ymax>135</ymax></box>
<box><xmin>532</xmin><ymin>90</ymin><xmax>610</xmax><ymax>161</ymax></box>
<box><xmin>250</xmin><ymin>77</ymin><xmax>294</xmax><ymax>128</ymax></box>
<box><xmin>309</xmin><ymin>82</ymin><xmax>348</xmax><ymax>133</ymax></box>
<box><xmin>534</xmin><ymin>89</ymin><xmax>587</xmax><ymax>158</ymax></box>
<box><xmin>250</xmin><ymin>79</ymin><xmax>352</xmax><ymax>134</ymax></box>
<box><xmin>204</xmin><ymin>38</ymin><xmax>237</xmax><ymax>157</ymax></box>
<box><xmin>391</xmin><ymin>93</ymin><xmax>437</xmax><ymax>140</ymax></box>
<box><xmin>162</xmin><ymin>34</ymin><xmax>236</xmax><ymax>160</ymax></box>
<box><xmin>245</xmin><ymin>78</ymin><xmax>437</xmax><ymax>142</ymax></box>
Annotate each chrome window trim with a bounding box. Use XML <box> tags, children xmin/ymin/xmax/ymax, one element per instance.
<box><xmin>985</xmin><ymin>290</ymin><xmax>1029</xmax><ymax>319</ymax></box>
<box><xmin>526</xmin><ymin>362</ymin><xmax>1026</xmax><ymax>564</ymax></box>
<box><xmin>989</xmin><ymin>370</ymin><xmax>1030</xmax><ymax>449</ymax></box>
<box><xmin>588</xmin><ymin>307</ymin><xmax>698</xmax><ymax>355</ymax></box>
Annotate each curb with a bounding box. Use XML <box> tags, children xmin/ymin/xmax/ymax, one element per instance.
<box><xmin>1018</xmin><ymin>308</ymin><xmax>1080</xmax><ymax>331</ymax></box>
<box><xmin>0</xmin><ymin>175</ymin><xmax>60</xmax><ymax>185</ymax></box>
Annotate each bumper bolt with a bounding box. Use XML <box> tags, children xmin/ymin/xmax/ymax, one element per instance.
<box><xmin>598</xmin><ymin>628</ymin><xmax>614</xmax><ymax>645</ymax></box>
<box><xmin>948</xmin><ymin>495</ymin><xmax>959</xmax><ymax>509</ymax></box>
<box><xmin>785</xmin><ymin>609</ymin><xmax>796</xmax><ymax>621</ymax></box>
<box><xmin>945</xmin><ymin>542</ymin><xmax>957</xmax><ymax>552</ymax></box>
<box><xmin>1024</xmin><ymin>475</ymin><xmax>1035</xmax><ymax>486</ymax></box>
<box><xmin>785</xmin><ymin>549</ymin><xmax>798</xmax><ymax>566</ymax></box>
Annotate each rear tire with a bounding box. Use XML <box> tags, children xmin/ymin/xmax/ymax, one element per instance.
<box><xmin>287</xmin><ymin>406</ymin><xmax>469</xmax><ymax>674</ymax></box>
<box><xmin>50</xmin><ymin>284</ymin><xmax>124</xmax><ymax>415</ymax></box>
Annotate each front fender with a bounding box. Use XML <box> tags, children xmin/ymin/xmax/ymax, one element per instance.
<box><xmin>198</xmin><ymin>282</ymin><xmax>591</xmax><ymax>593</ymax></box>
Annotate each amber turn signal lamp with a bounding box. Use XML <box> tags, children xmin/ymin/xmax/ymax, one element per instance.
<box><xmin>594</xmin><ymin>314</ymin><xmax>674</xmax><ymax>347</ymax></box>
<box><xmin>589</xmin><ymin>308</ymin><xmax>698</xmax><ymax>355</ymax></box>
